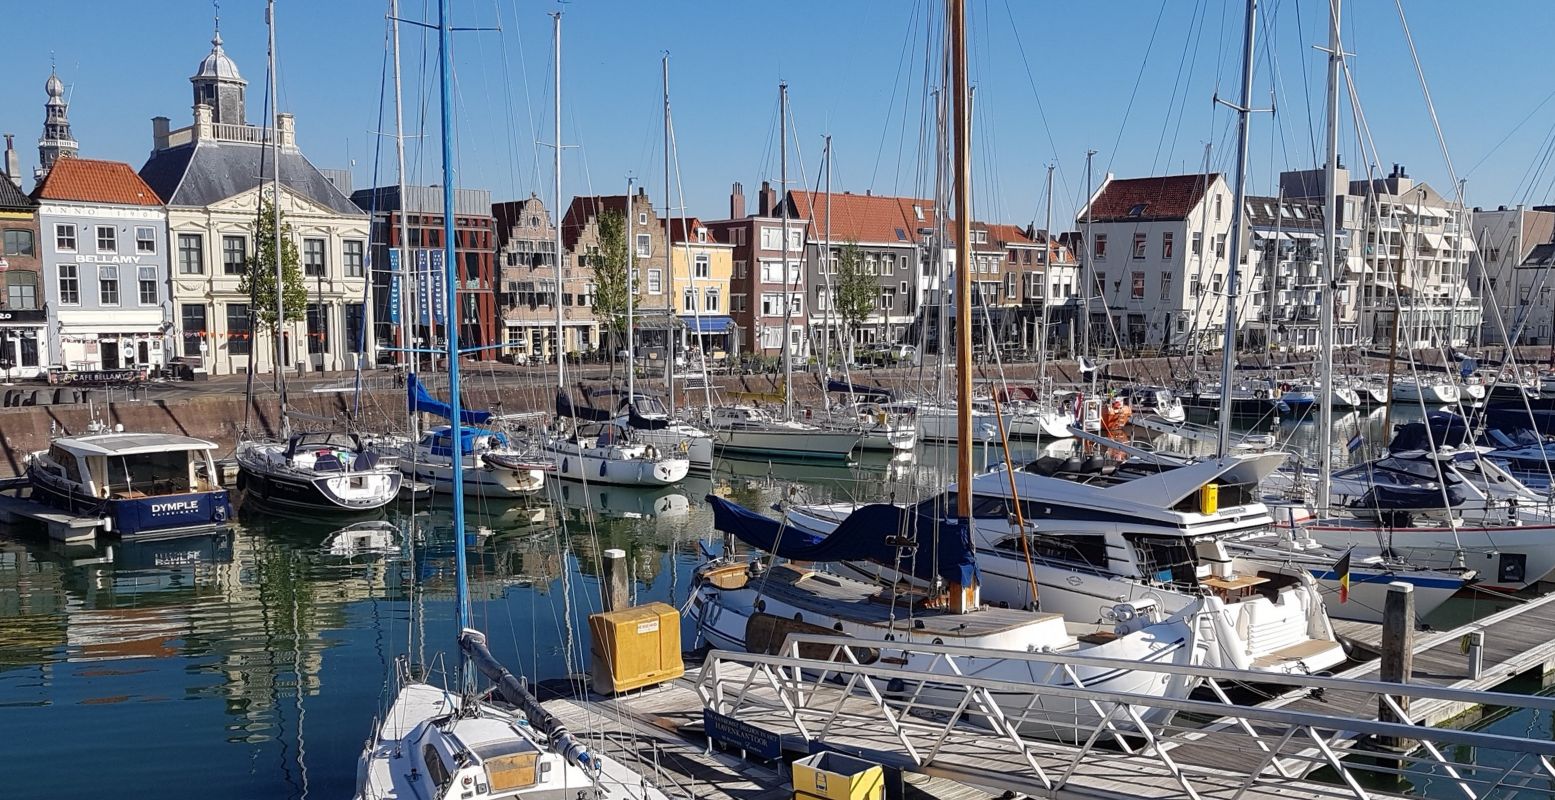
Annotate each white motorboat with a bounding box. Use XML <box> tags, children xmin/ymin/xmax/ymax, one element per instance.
<box><xmin>706</xmin><ymin>404</ymin><xmax>859</xmax><ymax>459</ymax></box>
<box><xmin>324</xmin><ymin>520</ymin><xmax>401</xmax><ymax>557</ymax></box>
<box><xmin>542</xmin><ymin>421</ymin><xmax>689</xmax><ymax>487</ymax></box>
<box><xmin>26</xmin><ymin>424</ymin><xmax>233</xmax><ymax>537</ymax></box>
<box><xmin>1392</xmin><ymin>376</ymin><xmax>1460</xmax><ymax>405</ymax></box>
<box><xmin>236</xmin><ymin>431</ymin><xmax>402</xmax><ymax>513</ymax></box>
<box><xmin>785</xmin><ymin>449</ymin><xmax>1348</xmax><ymax>675</ymax></box>
<box><xmin>1116</xmin><ymin>385</ymin><xmax>1187</xmax><ymax>424</ymax></box>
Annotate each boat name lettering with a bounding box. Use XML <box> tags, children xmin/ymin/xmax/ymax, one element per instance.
<box><xmin>151</xmin><ymin>500</ymin><xmax>201</xmax><ymax>514</ymax></box>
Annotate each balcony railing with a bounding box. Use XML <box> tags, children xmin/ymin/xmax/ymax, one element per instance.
<box><xmin>211</xmin><ymin>123</ymin><xmax>274</xmax><ymax>144</ymax></box>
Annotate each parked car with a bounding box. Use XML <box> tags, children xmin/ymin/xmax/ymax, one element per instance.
<box><xmin>854</xmin><ymin>343</ymin><xmax>919</xmax><ymax>367</ymax></box>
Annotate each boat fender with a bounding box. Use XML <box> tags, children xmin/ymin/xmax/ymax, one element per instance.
<box><xmin>599</xmin><ymin>460</ymin><xmax>607</xmax><ymax>478</ymax></box>
<box><xmin>561</xmin><ymin>458</ymin><xmax>569</xmax><ymax>473</ymax></box>
<box><xmin>645</xmin><ymin>445</ymin><xmax>658</xmax><ymax>460</ymax></box>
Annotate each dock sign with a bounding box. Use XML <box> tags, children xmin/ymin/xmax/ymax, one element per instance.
<box><xmin>703</xmin><ymin>708</ymin><xmax>780</xmax><ymax>759</ymax></box>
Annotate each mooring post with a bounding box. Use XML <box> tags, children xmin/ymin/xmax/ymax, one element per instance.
<box><xmin>602</xmin><ymin>548</ymin><xmax>630</xmax><ymax>613</ymax></box>
<box><xmin>1379</xmin><ymin>581</ymin><xmax>1415</xmax><ymax>750</ymax></box>
<box><xmin>1466</xmin><ymin>630</ymin><xmax>1484</xmax><ymax>680</ymax></box>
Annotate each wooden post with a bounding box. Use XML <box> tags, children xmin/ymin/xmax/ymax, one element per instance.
<box><xmin>1379</xmin><ymin>581</ymin><xmax>1414</xmax><ymax>750</ymax></box>
<box><xmin>602</xmin><ymin>548</ymin><xmax>630</xmax><ymax>613</ymax></box>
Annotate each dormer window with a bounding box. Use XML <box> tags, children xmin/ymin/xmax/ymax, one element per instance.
<box><xmin>1128</xmin><ymin>202</ymin><xmax>1147</xmax><ymax>217</ymax></box>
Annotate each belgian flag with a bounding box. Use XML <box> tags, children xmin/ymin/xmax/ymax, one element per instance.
<box><xmin>1334</xmin><ymin>547</ymin><xmax>1353</xmax><ymax>604</ymax></box>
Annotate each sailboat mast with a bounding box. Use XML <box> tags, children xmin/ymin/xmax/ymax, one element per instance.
<box><xmin>1038</xmin><ymin>164</ymin><xmax>1052</xmax><ymax>374</ymax></box>
<box><xmin>1317</xmin><ymin>0</ymin><xmax>1342</xmax><ymax>512</ymax></box>
<box><xmin>268</xmin><ymin>0</ymin><xmax>288</xmax><ymax>436</ymax></box>
<box><xmin>823</xmin><ymin>135</ymin><xmax>832</xmax><ymax>382</ymax></box>
<box><xmin>626</xmin><ymin>175</ymin><xmax>636</xmax><ymax>403</ymax></box>
<box><xmin>1081</xmin><ymin>150</ymin><xmax>1093</xmax><ymax>359</ymax></box>
<box><xmin>390</xmin><ymin>0</ymin><xmax>413</xmax><ymax>371</ymax></box>
<box><xmin>663</xmin><ymin>56</ymin><xmax>675</xmax><ymax>418</ymax></box>
<box><xmin>1268</xmin><ymin>188</ymin><xmax>1281</xmax><ymax>359</ymax></box>
<box><xmin>552</xmin><ymin>14</ymin><xmax>564</xmax><ymax>390</ymax></box>
<box><xmin>779</xmin><ymin>82</ymin><xmax>793</xmax><ymax>421</ymax></box>
<box><xmin>949</xmin><ymin>0</ymin><xmax>975</xmax><ymax>600</ymax></box>
<box><xmin>435</xmin><ymin>0</ymin><xmax>470</xmax><ymax>643</ymax></box>
<box><xmin>1215</xmin><ymin>0</ymin><xmax>1259</xmax><ymax>458</ymax></box>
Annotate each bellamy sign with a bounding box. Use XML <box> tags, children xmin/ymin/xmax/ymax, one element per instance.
<box><xmin>75</xmin><ymin>254</ymin><xmax>145</xmax><ymax>265</ymax></box>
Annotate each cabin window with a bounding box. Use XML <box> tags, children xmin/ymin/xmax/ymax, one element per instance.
<box><xmin>49</xmin><ymin>445</ymin><xmax>82</xmax><ymax>484</ymax></box>
<box><xmin>422</xmin><ymin>744</ymin><xmax>453</xmax><ymax>794</ymax></box>
<box><xmin>1032</xmin><ymin>534</ymin><xmax>1109</xmax><ymax>568</ymax></box>
<box><xmin>1130</xmin><ymin>534</ymin><xmax>1198</xmax><ymax>585</ymax></box>
<box><xmin>105</xmin><ymin>451</ymin><xmax>194</xmax><ymax>496</ymax></box>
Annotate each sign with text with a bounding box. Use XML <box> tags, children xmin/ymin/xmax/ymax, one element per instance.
<box><xmin>387</xmin><ymin>250</ymin><xmax>401</xmax><ymax>324</ymax></box>
<box><xmin>429</xmin><ymin>249</ymin><xmax>446</xmax><ymax>324</ymax></box>
<box><xmin>415</xmin><ymin>249</ymin><xmax>432</xmax><ymax>326</ymax></box>
<box><xmin>703</xmin><ymin>708</ymin><xmax>780</xmax><ymax>759</ymax></box>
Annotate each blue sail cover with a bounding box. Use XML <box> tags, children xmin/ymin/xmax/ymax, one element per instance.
<box><xmin>706</xmin><ymin>495</ymin><xmax>978</xmax><ymax>588</ymax></box>
<box><xmin>1484</xmin><ymin>406</ymin><xmax>1555</xmax><ymax>437</ymax></box>
<box><xmin>407</xmin><ymin>373</ymin><xmax>492</xmax><ymax>425</ymax></box>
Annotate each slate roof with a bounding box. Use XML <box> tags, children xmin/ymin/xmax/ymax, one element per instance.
<box><xmin>0</xmin><ymin>176</ymin><xmax>35</xmax><ymax>211</ymax></box>
<box><xmin>1244</xmin><ymin>195</ymin><xmax>1324</xmax><ymax>230</ymax></box>
<box><xmin>140</xmin><ymin>140</ymin><xmax>364</xmax><ymax>216</ymax></box>
<box><xmin>35</xmin><ymin>157</ymin><xmax>162</xmax><ymax>206</ymax></box>
<box><xmin>1085</xmin><ymin>173</ymin><xmax>1222</xmax><ymax>223</ymax></box>
<box><xmin>560</xmin><ymin>194</ymin><xmax>636</xmax><ymax>253</ymax></box>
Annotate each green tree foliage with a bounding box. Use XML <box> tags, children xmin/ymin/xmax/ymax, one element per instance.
<box><xmin>831</xmin><ymin>241</ymin><xmax>877</xmax><ymax>356</ymax></box>
<box><xmin>589</xmin><ymin>209</ymin><xmax>638</xmax><ymax>348</ymax></box>
<box><xmin>237</xmin><ymin>197</ymin><xmax>307</xmax><ymax>331</ymax></box>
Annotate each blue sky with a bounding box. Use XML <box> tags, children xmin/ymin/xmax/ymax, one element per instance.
<box><xmin>4</xmin><ymin>0</ymin><xmax>1552</xmax><ymax>228</ymax></box>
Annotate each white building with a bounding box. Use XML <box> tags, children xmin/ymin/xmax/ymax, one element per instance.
<box><xmin>1467</xmin><ymin>205</ymin><xmax>1555</xmax><ymax>346</ymax></box>
<box><xmin>139</xmin><ymin>28</ymin><xmax>373</xmax><ymax>376</ymax></box>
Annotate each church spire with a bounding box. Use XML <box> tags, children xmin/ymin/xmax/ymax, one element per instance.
<box><xmin>36</xmin><ymin>58</ymin><xmax>78</xmax><ymax>184</ymax></box>
<box><xmin>192</xmin><ymin>2</ymin><xmax>247</xmax><ymax>126</ymax></box>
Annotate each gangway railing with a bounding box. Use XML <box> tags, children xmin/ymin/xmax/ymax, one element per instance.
<box><xmin>697</xmin><ymin>634</ymin><xmax>1555</xmax><ymax>800</ymax></box>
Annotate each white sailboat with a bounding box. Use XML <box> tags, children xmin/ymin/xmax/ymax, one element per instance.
<box><xmin>357</xmin><ymin>9</ymin><xmax>666</xmax><ymax>799</ymax></box>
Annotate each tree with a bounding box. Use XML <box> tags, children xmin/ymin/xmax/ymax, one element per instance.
<box><xmin>831</xmin><ymin>241</ymin><xmax>876</xmax><ymax>363</ymax></box>
<box><xmin>589</xmin><ymin>209</ymin><xmax>638</xmax><ymax>361</ymax></box>
<box><xmin>238</xmin><ymin>197</ymin><xmax>307</xmax><ymax>332</ymax></box>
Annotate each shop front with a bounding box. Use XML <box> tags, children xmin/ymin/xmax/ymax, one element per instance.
<box><xmin>0</xmin><ymin>307</ymin><xmax>48</xmax><ymax>380</ymax></box>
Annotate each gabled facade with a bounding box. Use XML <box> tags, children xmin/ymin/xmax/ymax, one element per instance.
<box><xmin>141</xmin><ymin>27</ymin><xmax>373</xmax><ymax>376</ymax></box>
<box><xmin>787</xmin><ymin>189</ymin><xmax>922</xmax><ymax>353</ymax></box>
<box><xmin>492</xmin><ymin>194</ymin><xmax>571</xmax><ymax>362</ymax></box>
<box><xmin>666</xmin><ymin>216</ymin><xmax>736</xmax><ymax>356</ymax></box>
<box><xmin>561</xmin><ymin>189</ymin><xmax>667</xmax><ymax>359</ymax></box>
<box><xmin>706</xmin><ymin>182</ymin><xmax>805</xmax><ymax>358</ymax></box>
<box><xmin>34</xmin><ymin>157</ymin><xmax>170</xmax><ymax>372</ymax></box>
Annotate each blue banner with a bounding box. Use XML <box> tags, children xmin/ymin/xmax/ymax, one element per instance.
<box><xmin>430</xmin><ymin>249</ymin><xmax>446</xmax><ymax>324</ymax></box>
<box><xmin>387</xmin><ymin>250</ymin><xmax>401</xmax><ymax>325</ymax></box>
<box><xmin>416</xmin><ymin>250</ymin><xmax>432</xmax><ymax>326</ymax></box>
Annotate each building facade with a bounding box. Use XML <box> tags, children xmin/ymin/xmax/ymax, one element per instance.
<box><xmin>1241</xmin><ymin>194</ymin><xmax>1357</xmax><ymax>352</ymax></box>
<box><xmin>492</xmin><ymin>194</ymin><xmax>571</xmax><ymax>363</ymax></box>
<box><xmin>34</xmin><ymin>158</ymin><xmax>170</xmax><ymax>371</ymax></box>
<box><xmin>560</xmin><ymin>190</ymin><xmax>668</xmax><ymax>359</ymax></box>
<box><xmin>0</xmin><ymin>145</ymin><xmax>45</xmax><ymax>378</ymax></box>
<box><xmin>666</xmin><ymin>217</ymin><xmax>736</xmax><ymax>357</ymax></box>
<box><xmin>141</xmin><ymin>29</ymin><xmax>374</xmax><ymax>376</ymax></box>
<box><xmin>1468</xmin><ymin>205</ymin><xmax>1555</xmax><ymax>346</ymax></box>
<box><xmin>352</xmin><ymin>185</ymin><xmax>496</xmax><ymax>363</ymax></box>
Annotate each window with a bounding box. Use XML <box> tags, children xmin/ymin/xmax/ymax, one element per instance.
<box><xmin>1162</xmin><ymin>232</ymin><xmax>1174</xmax><ymax>259</ymax></box>
<box><xmin>96</xmin><ymin>225</ymin><xmax>116</xmax><ymax>253</ymax></box>
<box><xmin>646</xmin><ymin>269</ymin><xmax>662</xmax><ymax>294</ymax></box>
<box><xmin>1191</xmin><ymin>277</ymin><xmax>1202</xmax><ymax>297</ymax></box>
<box><xmin>1215</xmin><ymin>195</ymin><xmax>1223</xmax><ymax>221</ymax></box>
<box><xmin>307</xmin><ymin>303</ymin><xmax>329</xmax><ymax>354</ymax></box>
<box><xmin>1215</xmin><ymin>234</ymin><xmax>1227</xmax><ymax>258</ymax></box>
<box><xmin>1160</xmin><ymin>272</ymin><xmax>1173</xmax><ymax>300</ymax></box>
<box><xmin>178</xmin><ymin>234</ymin><xmax>204</xmax><ymax>274</ymax></box>
<box><xmin>344</xmin><ymin>240</ymin><xmax>365</xmax><ymax>277</ymax></box>
<box><xmin>98</xmin><ymin>265</ymin><xmax>119</xmax><ymax>305</ymax></box>
<box><xmin>1191</xmin><ymin>232</ymin><xmax>1203</xmax><ymax>256</ymax></box>
<box><xmin>55</xmin><ymin>223</ymin><xmax>76</xmax><ymax>252</ymax></box>
<box><xmin>1132</xmin><ymin>233</ymin><xmax>1147</xmax><ymax>259</ymax></box>
<box><xmin>303</xmin><ymin>238</ymin><xmax>326</xmax><ymax>277</ymax></box>
<box><xmin>180</xmin><ymin>305</ymin><xmax>207</xmax><ymax>356</ymax></box>
<box><xmin>693</xmin><ymin>253</ymin><xmax>710</xmax><ymax>279</ymax></box>
<box><xmin>878</xmin><ymin>289</ymin><xmax>895</xmax><ymax>310</ymax></box>
<box><xmin>635</xmin><ymin>233</ymin><xmax>652</xmax><ymax>257</ymax></box>
<box><xmin>139</xmin><ymin>266</ymin><xmax>158</xmax><ymax>305</ymax></box>
<box><xmin>1211</xmin><ymin>273</ymin><xmax>1224</xmax><ymax>294</ymax></box>
<box><xmin>759</xmin><ymin>260</ymin><xmax>800</xmax><ymax>284</ymax></box>
<box><xmin>135</xmin><ymin>226</ymin><xmax>156</xmax><ymax>254</ymax></box>
<box><xmin>1006</xmin><ymin>272</ymin><xmax>1017</xmax><ymax>299</ymax></box>
<box><xmin>3</xmin><ymin>228</ymin><xmax>34</xmax><ymax>256</ymax></box>
<box><xmin>732</xmin><ymin>293</ymin><xmax>747</xmax><ymax>312</ymax></box>
<box><xmin>58</xmin><ymin>263</ymin><xmax>79</xmax><ymax>304</ymax></box>
<box><xmin>637</xmin><ymin>212</ymin><xmax>647</xmax><ymax>226</ymax></box>
<box><xmin>759</xmin><ymin>227</ymin><xmax>785</xmax><ymax>251</ymax></box>
<box><xmin>760</xmin><ymin>293</ymin><xmax>785</xmax><ymax>316</ymax></box>
<box><xmin>226</xmin><ymin>303</ymin><xmax>251</xmax><ymax>355</ymax></box>
<box><xmin>734</xmin><ymin>259</ymin><xmax>748</xmax><ymax>279</ymax></box>
<box><xmin>1131</xmin><ymin>271</ymin><xmax>1145</xmax><ymax>300</ymax></box>
<box><xmin>704</xmin><ymin>288</ymin><xmax>720</xmax><ymax>312</ymax></box>
<box><xmin>1093</xmin><ymin>234</ymin><xmax>1107</xmax><ymax>259</ymax></box>
<box><xmin>683</xmin><ymin>288</ymin><xmax>697</xmax><ymax>312</ymax></box>
<box><xmin>222</xmin><ymin>235</ymin><xmax>246</xmax><ymax>275</ymax></box>
<box><xmin>6</xmin><ymin>271</ymin><xmax>37</xmax><ymax>310</ymax></box>
<box><xmin>19</xmin><ymin>336</ymin><xmax>36</xmax><ymax>367</ymax></box>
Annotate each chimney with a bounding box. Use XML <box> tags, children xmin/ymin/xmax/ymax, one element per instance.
<box><xmin>730</xmin><ymin>181</ymin><xmax>745</xmax><ymax>218</ymax></box>
<box><xmin>758</xmin><ymin>180</ymin><xmax>777</xmax><ymax>216</ymax></box>
<box><xmin>152</xmin><ymin>116</ymin><xmax>171</xmax><ymax>151</ymax></box>
<box><xmin>276</xmin><ymin>113</ymin><xmax>296</xmax><ymax>149</ymax></box>
<box><xmin>3</xmin><ymin>135</ymin><xmax>17</xmax><ymax>188</ymax></box>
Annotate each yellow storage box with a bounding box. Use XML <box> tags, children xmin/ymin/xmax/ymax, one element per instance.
<box><xmin>588</xmin><ymin>602</ymin><xmax>684</xmax><ymax>695</ymax></box>
<box><xmin>1198</xmin><ymin>482</ymin><xmax>1219</xmax><ymax>515</ymax></box>
<box><xmin>792</xmin><ymin>751</ymin><xmax>884</xmax><ymax>800</ymax></box>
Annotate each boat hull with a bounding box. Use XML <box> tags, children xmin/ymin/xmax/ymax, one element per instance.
<box><xmin>544</xmin><ymin>441</ymin><xmax>690</xmax><ymax>486</ymax></box>
<box><xmin>1299</xmin><ymin>521</ymin><xmax>1555</xmax><ymax>591</ymax></box>
<box><xmin>27</xmin><ymin>469</ymin><xmax>232</xmax><ymax>537</ymax></box>
<box><xmin>710</xmin><ymin>427</ymin><xmax>859</xmax><ymax>459</ymax></box>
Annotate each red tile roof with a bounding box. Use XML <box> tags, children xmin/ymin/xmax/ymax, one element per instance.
<box><xmin>1085</xmin><ymin>173</ymin><xmax>1221</xmax><ymax>223</ymax></box>
<box><xmin>560</xmin><ymin>194</ymin><xmax>637</xmax><ymax>253</ymax></box>
<box><xmin>788</xmin><ymin>190</ymin><xmax>933</xmax><ymax>246</ymax></box>
<box><xmin>985</xmin><ymin>223</ymin><xmax>1036</xmax><ymax>247</ymax></box>
<box><xmin>34</xmin><ymin>156</ymin><xmax>162</xmax><ymax>206</ymax></box>
<box><xmin>665</xmin><ymin>216</ymin><xmax>715</xmax><ymax>245</ymax></box>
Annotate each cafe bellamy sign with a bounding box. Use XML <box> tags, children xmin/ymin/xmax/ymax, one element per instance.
<box><xmin>75</xmin><ymin>254</ymin><xmax>147</xmax><ymax>265</ymax></box>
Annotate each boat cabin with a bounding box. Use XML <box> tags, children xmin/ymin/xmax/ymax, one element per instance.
<box><xmin>36</xmin><ymin>433</ymin><xmax>221</xmax><ymax>500</ymax></box>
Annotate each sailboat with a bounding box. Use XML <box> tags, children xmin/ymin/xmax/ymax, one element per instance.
<box><xmin>356</xmin><ymin>8</ymin><xmax>666</xmax><ymax>799</ymax></box>
<box><xmin>235</xmin><ymin>0</ymin><xmax>400</xmax><ymax>514</ymax></box>
<box><xmin>372</xmin><ymin>374</ymin><xmax>550</xmax><ymax>498</ymax></box>
<box><xmin>688</xmin><ymin>0</ymin><xmax>1241</xmax><ymax>737</ymax></box>
<box><xmin>538</xmin><ymin>46</ymin><xmax>688</xmax><ymax>487</ymax></box>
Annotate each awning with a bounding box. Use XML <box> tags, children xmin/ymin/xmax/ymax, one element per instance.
<box><xmin>633</xmin><ymin>314</ymin><xmax>679</xmax><ymax>331</ymax></box>
<box><xmin>1286</xmin><ymin>231</ymin><xmax>1319</xmax><ymax>240</ymax></box>
<box><xmin>681</xmin><ymin>315</ymin><xmax>734</xmax><ymax>334</ymax></box>
<box><xmin>1419</xmin><ymin>232</ymin><xmax>1447</xmax><ymax>251</ymax></box>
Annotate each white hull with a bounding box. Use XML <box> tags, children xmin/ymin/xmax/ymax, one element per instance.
<box><xmin>629</xmin><ymin>426</ymin><xmax>715</xmax><ymax>470</ymax></box>
<box><xmin>401</xmin><ymin>458</ymin><xmax>545</xmax><ymax>497</ymax></box>
<box><xmin>1392</xmin><ymin>381</ymin><xmax>1459</xmax><ymax>404</ymax></box>
<box><xmin>915</xmin><ymin>407</ymin><xmax>1002</xmax><ymax>442</ymax></box>
<box><xmin>1330</xmin><ymin>387</ymin><xmax>1361</xmax><ymax>409</ymax></box>
<box><xmin>1299</xmin><ymin>521</ymin><xmax>1555</xmax><ymax>591</ymax></box>
<box><xmin>711</xmin><ymin>426</ymin><xmax>859</xmax><ymax>458</ymax></box>
<box><xmin>543</xmin><ymin>438</ymin><xmax>689</xmax><ymax>486</ymax></box>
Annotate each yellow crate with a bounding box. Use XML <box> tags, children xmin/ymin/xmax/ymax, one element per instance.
<box><xmin>792</xmin><ymin>752</ymin><xmax>884</xmax><ymax>800</ymax></box>
<box><xmin>588</xmin><ymin>602</ymin><xmax>684</xmax><ymax>695</ymax></box>
<box><xmin>1198</xmin><ymin>482</ymin><xmax>1219</xmax><ymax>515</ymax></box>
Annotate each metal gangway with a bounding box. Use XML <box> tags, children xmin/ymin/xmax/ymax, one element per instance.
<box><xmin>697</xmin><ymin>634</ymin><xmax>1555</xmax><ymax>800</ymax></box>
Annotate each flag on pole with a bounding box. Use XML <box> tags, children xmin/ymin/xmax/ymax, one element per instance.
<box><xmin>1334</xmin><ymin>547</ymin><xmax>1353</xmax><ymax>604</ymax></box>
<box><xmin>1346</xmin><ymin>433</ymin><xmax>1365</xmax><ymax>453</ymax></box>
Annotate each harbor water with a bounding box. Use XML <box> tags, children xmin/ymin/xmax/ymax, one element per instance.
<box><xmin>0</xmin><ymin>408</ymin><xmax>1545</xmax><ymax>799</ymax></box>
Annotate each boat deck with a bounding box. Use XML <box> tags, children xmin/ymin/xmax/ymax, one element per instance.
<box><xmin>760</xmin><ymin>565</ymin><xmax>1064</xmax><ymax>637</ymax></box>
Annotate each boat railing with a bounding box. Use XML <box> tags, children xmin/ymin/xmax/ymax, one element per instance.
<box><xmin>697</xmin><ymin>633</ymin><xmax>1555</xmax><ymax>800</ymax></box>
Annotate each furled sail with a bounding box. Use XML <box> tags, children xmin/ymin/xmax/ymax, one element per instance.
<box><xmin>407</xmin><ymin>373</ymin><xmax>492</xmax><ymax>424</ymax></box>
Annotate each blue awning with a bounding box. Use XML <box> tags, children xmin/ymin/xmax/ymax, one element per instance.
<box><xmin>681</xmin><ymin>315</ymin><xmax>734</xmax><ymax>334</ymax></box>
